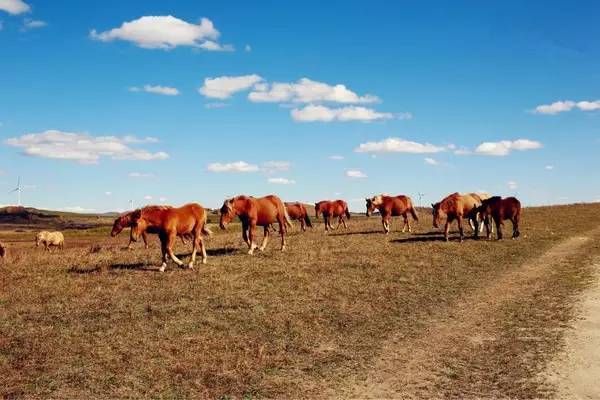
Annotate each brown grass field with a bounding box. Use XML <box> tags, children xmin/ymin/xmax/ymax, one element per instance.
<box><xmin>2</xmin><ymin>203</ymin><xmax>600</xmax><ymax>399</ymax></box>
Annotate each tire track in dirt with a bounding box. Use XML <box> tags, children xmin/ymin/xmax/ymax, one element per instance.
<box><xmin>331</xmin><ymin>230</ymin><xmax>600</xmax><ymax>399</ymax></box>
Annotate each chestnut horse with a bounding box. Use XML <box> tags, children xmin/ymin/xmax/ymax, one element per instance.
<box><xmin>111</xmin><ymin>208</ymin><xmax>190</xmax><ymax>249</ymax></box>
<box><xmin>285</xmin><ymin>202</ymin><xmax>312</xmax><ymax>231</ymax></box>
<box><xmin>219</xmin><ymin>195</ymin><xmax>292</xmax><ymax>255</ymax></box>
<box><xmin>128</xmin><ymin>204</ymin><xmax>211</xmax><ymax>271</ymax></box>
<box><xmin>366</xmin><ymin>194</ymin><xmax>419</xmax><ymax>234</ymax></box>
<box><xmin>432</xmin><ymin>192</ymin><xmax>482</xmax><ymax>242</ymax></box>
<box><xmin>468</xmin><ymin>192</ymin><xmax>494</xmax><ymax>233</ymax></box>
<box><xmin>314</xmin><ymin>200</ymin><xmax>351</xmax><ymax>231</ymax></box>
<box><xmin>475</xmin><ymin>196</ymin><xmax>521</xmax><ymax>240</ymax></box>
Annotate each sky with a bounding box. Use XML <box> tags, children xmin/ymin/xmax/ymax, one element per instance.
<box><xmin>0</xmin><ymin>0</ymin><xmax>599</xmax><ymax>212</ymax></box>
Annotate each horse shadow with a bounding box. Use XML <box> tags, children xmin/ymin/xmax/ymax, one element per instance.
<box><xmin>68</xmin><ymin>265</ymin><xmax>103</xmax><ymax>274</ymax></box>
<box><xmin>391</xmin><ymin>234</ymin><xmax>479</xmax><ymax>244</ymax></box>
<box><xmin>109</xmin><ymin>262</ymin><xmax>151</xmax><ymax>271</ymax></box>
<box><xmin>328</xmin><ymin>230</ymin><xmax>381</xmax><ymax>236</ymax></box>
<box><xmin>174</xmin><ymin>247</ymin><xmax>237</xmax><ymax>258</ymax></box>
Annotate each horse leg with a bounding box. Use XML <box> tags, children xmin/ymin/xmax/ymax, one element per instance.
<box><xmin>259</xmin><ymin>226</ymin><xmax>270</xmax><ymax>251</ymax></box>
<box><xmin>444</xmin><ymin>220</ymin><xmax>451</xmax><ymax>242</ymax></box>
<box><xmin>401</xmin><ymin>214</ymin><xmax>408</xmax><ymax>233</ymax></box>
<box><xmin>166</xmin><ymin>232</ymin><xmax>184</xmax><ymax>267</ymax></box>
<box><xmin>457</xmin><ymin>216</ymin><xmax>465</xmax><ymax>242</ymax></box>
<box><xmin>158</xmin><ymin>233</ymin><xmax>168</xmax><ymax>272</ymax></box>
<box><xmin>198</xmin><ymin>235</ymin><xmax>207</xmax><ymax>264</ymax></box>
<box><xmin>342</xmin><ymin>217</ymin><xmax>348</xmax><ymax>229</ymax></box>
<box><xmin>300</xmin><ymin>218</ymin><xmax>305</xmax><ymax>231</ymax></box>
<box><xmin>242</xmin><ymin>221</ymin><xmax>251</xmax><ymax>248</ymax></box>
<box><xmin>512</xmin><ymin>216</ymin><xmax>520</xmax><ymax>239</ymax></box>
<box><xmin>188</xmin><ymin>231</ymin><xmax>198</xmax><ymax>269</ymax></box>
<box><xmin>248</xmin><ymin>223</ymin><xmax>258</xmax><ymax>255</ymax></box>
<box><xmin>485</xmin><ymin>216</ymin><xmax>492</xmax><ymax>240</ymax></box>
<box><xmin>278</xmin><ymin>217</ymin><xmax>287</xmax><ymax>251</ymax></box>
<box><xmin>495</xmin><ymin>217</ymin><xmax>503</xmax><ymax>240</ymax></box>
<box><xmin>384</xmin><ymin>216</ymin><xmax>391</xmax><ymax>234</ymax></box>
<box><xmin>142</xmin><ymin>231</ymin><xmax>149</xmax><ymax>249</ymax></box>
<box><xmin>324</xmin><ymin>216</ymin><xmax>330</xmax><ymax>232</ymax></box>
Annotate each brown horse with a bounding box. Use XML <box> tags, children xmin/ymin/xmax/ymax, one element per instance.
<box><xmin>128</xmin><ymin>204</ymin><xmax>211</xmax><ymax>271</ymax></box>
<box><xmin>0</xmin><ymin>241</ymin><xmax>6</xmax><ymax>260</ymax></box>
<box><xmin>285</xmin><ymin>202</ymin><xmax>312</xmax><ymax>231</ymax></box>
<box><xmin>111</xmin><ymin>208</ymin><xmax>190</xmax><ymax>249</ymax></box>
<box><xmin>314</xmin><ymin>200</ymin><xmax>351</xmax><ymax>231</ymax></box>
<box><xmin>468</xmin><ymin>192</ymin><xmax>494</xmax><ymax>233</ymax></box>
<box><xmin>475</xmin><ymin>196</ymin><xmax>521</xmax><ymax>240</ymax></box>
<box><xmin>219</xmin><ymin>195</ymin><xmax>292</xmax><ymax>255</ymax></box>
<box><xmin>366</xmin><ymin>194</ymin><xmax>419</xmax><ymax>234</ymax></box>
<box><xmin>432</xmin><ymin>192</ymin><xmax>482</xmax><ymax>242</ymax></box>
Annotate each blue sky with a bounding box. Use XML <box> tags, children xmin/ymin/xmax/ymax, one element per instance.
<box><xmin>1</xmin><ymin>0</ymin><xmax>599</xmax><ymax>212</ymax></box>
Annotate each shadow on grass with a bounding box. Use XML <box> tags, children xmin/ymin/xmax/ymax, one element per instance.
<box><xmin>391</xmin><ymin>234</ymin><xmax>480</xmax><ymax>243</ymax></box>
<box><xmin>174</xmin><ymin>247</ymin><xmax>238</xmax><ymax>259</ymax></box>
<box><xmin>68</xmin><ymin>265</ymin><xmax>103</xmax><ymax>274</ymax></box>
<box><xmin>109</xmin><ymin>262</ymin><xmax>151</xmax><ymax>271</ymax></box>
<box><xmin>327</xmin><ymin>230</ymin><xmax>382</xmax><ymax>236</ymax></box>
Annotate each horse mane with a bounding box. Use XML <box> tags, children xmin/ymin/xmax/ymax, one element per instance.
<box><xmin>481</xmin><ymin>196</ymin><xmax>502</xmax><ymax>206</ymax></box>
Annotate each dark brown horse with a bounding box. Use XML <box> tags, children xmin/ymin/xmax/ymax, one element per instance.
<box><xmin>432</xmin><ymin>192</ymin><xmax>482</xmax><ymax>242</ymax></box>
<box><xmin>111</xmin><ymin>208</ymin><xmax>190</xmax><ymax>249</ymax></box>
<box><xmin>0</xmin><ymin>241</ymin><xmax>6</xmax><ymax>260</ymax></box>
<box><xmin>219</xmin><ymin>195</ymin><xmax>292</xmax><ymax>255</ymax></box>
<box><xmin>127</xmin><ymin>204</ymin><xmax>211</xmax><ymax>271</ymax></box>
<box><xmin>366</xmin><ymin>194</ymin><xmax>419</xmax><ymax>234</ymax></box>
<box><xmin>314</xmin><ymin>200</ymin><xmax>351</xmax><ymax>231</ymax></box>
<box><xmin>285</xmin><ymin>202</ymin><xmax>312</xmax><ymax>231</ymax></box>
<box><xmin>475</xmin><ymin>196</ymin><xmax>521</xmax><ymax>240</ymax></box>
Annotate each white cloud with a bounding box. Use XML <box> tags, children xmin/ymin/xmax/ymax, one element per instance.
<box><xmin>424</xmin><ymin>157</ymin><xmax>438</xmax><ymax>165</ymax></box>
<box><xmin>291</xmin><ymin>105</ymin><xmax>393</xmax><ymax>122</ymax></box>
<box><xmin>0</xmin><ymin>0</ymin><xmax>30</xmax><ymax>14</ymax></box>
<box><xmin>130</xmin><ymin>84</ymin><xmax>180</xmax><ymax>96</ymax></box>
<box><xmin>453</xmin><ymin>147</ymin><xmax>472</xmax><ymax>155</ymax></box>
<box><xmin>5</xmin><ymin>130</ymin><xmax>169</xmax><ymax>164</ymax></box>
<box><xmin>90</xmin><ymin>16</ymin><xmax>229</xmax><ymax>51</ymax></box>
<box><xmin>329</xmin><ymin>155</ymin><xmax>344</xmax><ymax>160</ymax></box>
<box><xmin>206</xmin><ymin>161</ymin><xmax>259</xmax><ymax>173</ymax></box>
<box><xmin>398</xmin><ymin>112</ymin><xmax>413</xmax><ymax>120</ymax></box>
<box><xmin>268</xmin><ymin>177</ymin><xmax>296</xmax><ymax>185</ymax></box>
<box><xmin>507</xmin><ymin>181</ymin><xmax>518</xmax><ymax>190</ymax></box>
<box><xmin>198</xmin><ymin>40</ymin><xmax>234</xmax><ymax>52</ymax></box>
<box><xmin>355</xmin><ymin>137</ymin><xmax>446</xmax><ymax>154</ymax></box>
<box><xmin>534</xmin><ymin>100</ymin><xmax>600</xmax><ymax>114</ymax></box>
<box><xmin>159</xmin><ymin>197</ymin><xmax>168</xmax><ymax>202</ymax></box>
<box><xmin>475</xmin><ymin>139</ymin><xmax>542</xmax><ymax>156</ymax></box>
<box><xmin>128</xmin><ymin>172</ymin><xmax>154</xmax><ymax>178</ymax></box>
<box><xmin>244</xmin><ymin>44</ymin><xmax>252</xmax><ymax>52</ymax></box>
<box><xmin>22</xmin><ymin>18</ymin><xmax>45</xmax><ymax>30</ymax></box>
<box><xmin>199</xmin><ymin>74</ymin><xmax>263</xmax><ymax>99</ymax></box>
<box><xmin>144</xmin><ymin>195</ymin><xmax>153</xmax><ymax>200</ymax></box>
<box><xmin>105</xmin><ymin>191</ymin><xmax>112</xmax><ymax>196</ymax></box>
<box><xmin>545</xmin><ymin>165</ymin><xmax>554</xmax><ymax>170</ymax></box>
<box><xmin>262</xmin><ymin>160</ymin><xmax>290</xmax><ymax>172</ymax></box>
<box><xmin>346</xmin><ymin>169</ymin><xmax>367</xmax><ymax>178</ymax></box>
<box><xmin>248</xmin><ymin>78</ymin><xmax>379</xmax><ymax>104</ymax></box>
<box><xmin>576</xmin><ymin>100</ymin><xmax>600</xmax><ymax>111</ymax></box>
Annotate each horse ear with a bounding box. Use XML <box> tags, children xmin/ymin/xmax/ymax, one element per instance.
<box><xmin>431</xmin><ymin>203</ymin><xmax>435</xmax><ymax>208</ymax></box>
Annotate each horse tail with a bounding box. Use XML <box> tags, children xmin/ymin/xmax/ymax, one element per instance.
<box><xmin>284</xmin><ymin>207</ymin><xmax>293</xmax><ymax>228</ymax></box>
<box><xmin>201</xmin><ymin>211</ymin><xmax>213</xmax><ymax>237</ymax></box>
<box><xmin>304</xmin><ymin>212</ymin><xmax>312</xmax><ymax>228</ymax></box>
<box><xmin>409</xmin><ymin>205</ymin><xmax>419</xmax><ymax>222</ymax></box>
<box><xmin>345</xmin><ymin>206</ymin><xmax>351</xmax><ymax>220</ymax></box>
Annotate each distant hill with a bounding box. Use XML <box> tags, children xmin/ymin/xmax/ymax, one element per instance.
<box><xmin>0</xmin><ymin>206</ymin><xmax>115</xmax><ymax>231</ymax></box>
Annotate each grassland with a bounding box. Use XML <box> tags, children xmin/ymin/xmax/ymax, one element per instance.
<box><xmin>2</xmin><ymin>203</ymin><xmax>600</xmax><ymax>399</ymax></box>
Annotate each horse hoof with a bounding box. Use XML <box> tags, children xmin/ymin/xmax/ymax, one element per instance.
<box><xmin>188</xmin><ymin>262</ymin><xmax>194</xmax><ymax>269</ymax></box>
<box><xmin>281</xmin><ymin>246</ymin><xmax>286</xmax><ymax>252</ymax></box>
<box><xmin>248</xmin><ymin>250</ymin><xmax>254</xmax><ymax>255</ymax></box>
<box><xmin>158</xmin><ymin>265</ymin><xmax>166</xmax><ymax>272</ymax></box>
<box><xmin>202</xmin><ymin>258</ymin><xmax>207</xmax><ymax>265</ymax></box>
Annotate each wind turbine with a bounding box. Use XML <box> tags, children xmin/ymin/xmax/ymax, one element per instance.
<box><xmin>129</xmin><ymin>199</ymin><xmax>134</xmax><ymax>210</ymax></box>
<box><xmin>417</xmin><ymin>192</ymin><xmax>426</xmax><ymax>208</ymax></box>
<box><xmin>9</xmin><ymin>177</ymin><xmax>22</xmax><ymax>206</ymax></box>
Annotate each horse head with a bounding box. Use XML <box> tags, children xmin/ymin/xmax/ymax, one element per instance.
<box><xmin>365</xmin><ymin>198</ymin><xmax>375</xmax><ymax>217</ymax></box>
<box><xmin>111</xmin><ymin>213</ymin><xmax>130</xmax><ymax>237</ymax></box>
<box><xmin>314</xmin><ymin>202</ymin><xmax>322</xmax><ymax>219</ymax></box>
<box><xmin>431</xmin><ymin>202</ymin><xmax>444</xmax><ymax>228</ymax></box>
<box><xmin>219</xmin><ymin>198</ymin><xmax>237</xmax><ymax>229</ymax></box>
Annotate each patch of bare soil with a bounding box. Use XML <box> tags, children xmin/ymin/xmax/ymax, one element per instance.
<box><xmin>545</xmin><ymin>261</ymin><xmax>600</xmax><ymax>400</ymax></box>
<box><xmin>336</xmin><ymin>231</ymin><xmax>600</xmax><ymax>399</ymax></box>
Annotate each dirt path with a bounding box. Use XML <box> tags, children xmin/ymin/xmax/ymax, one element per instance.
<box><xmin>331</xmin><ymin>233</ymin><xmax>597</xmax><ymax>399</ymax></box>
<box><xmin>545</xmin><ymin>261</ymin><xmax>600</xmax><ymax>399</ymax></box>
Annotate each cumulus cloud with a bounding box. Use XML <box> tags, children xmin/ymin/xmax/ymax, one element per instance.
<box><xmin>291</xmin><ymin>105</ymin><xmax>393</xmax><ymax>123</ymax></box>
<box><xmin>534</xmin><ymin>100</ymin><xmax>600</xmax><ymax>114</ymax></box>
<box><xmin>355</xmin><ymin>137</ymin><xmax>446</xmax><ymax>154</ymax></box>
<box><xmin>248</xmin><ymin>78</ymin><xmax>379</xmax><ymax>104</ymax></box>
<box><xmin>475</xmin><ymin>139</ymin><xmax>542</xmax><ymax>156</ymax></box>
<box><xmin>0</xmin><ymin>0</ymin><xmax>30</xmax><ymax>14</ymax></box>
<box><xmin>507</xmin><ymin>181</ymin><xmax>518</xmax><ymax>190</ymax></box>
<box><xmin>424</xmin><ymin>157</ymin><xmax>438</xmax><ymax>165</ymax></box>
<box><xmin>199</xmin><ymin>74</ymin><xmax>263</xmax><ymax>99</ymax></box>
<box><xmin>346</xmin><ymin>169</ymin><xmax>367</xmax><ymax>178</ymax></box>
<box><xmin>398</xmin><ymin>112</ymin><xmax>413</xmax><ymax>120</ymax></box>
<box><xmin>206</xmin><ymin>161</ymin><xmax>259</xmax><ymax>173</ymax></box>
<box><xmin>268</xmin><ymin>177</ymin><xmax>296</xmax><ymax>185</ymax></box>
<box><xmin>105</xmin><ymin>191</ymin><xmax>112</xmax><ymax>196</ymax></box>
<box><xmin>130</xmin><ymin>84</ymin><xmax>180</xmax><ymax>96</ymax></box>
<box><xmin>5</xmin><ymin>130</ymin><xmax>169</xmax><ymax>164</ymax></box>
<box><xmin>90</xmin><ymin>16</ymin><xmax>230</xmax><ymax>51</ymax></box>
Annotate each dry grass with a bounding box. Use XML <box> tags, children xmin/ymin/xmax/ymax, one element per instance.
<box><xmin>2</xmin><ymin>204</ymin><xmax>600</xmax><ymax>399</ymax></box>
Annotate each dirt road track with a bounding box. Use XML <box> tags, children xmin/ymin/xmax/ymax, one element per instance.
<box><xmin>332</xmin><ymin>231</ymin><xmax>600</xmax><ymax>399</ymax></box>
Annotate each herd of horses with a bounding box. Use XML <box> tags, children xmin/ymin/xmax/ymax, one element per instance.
<box><xmin>107</xmin><ymin>192</ymin><xmax>521</xmax><ymax>271</ymax></box>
